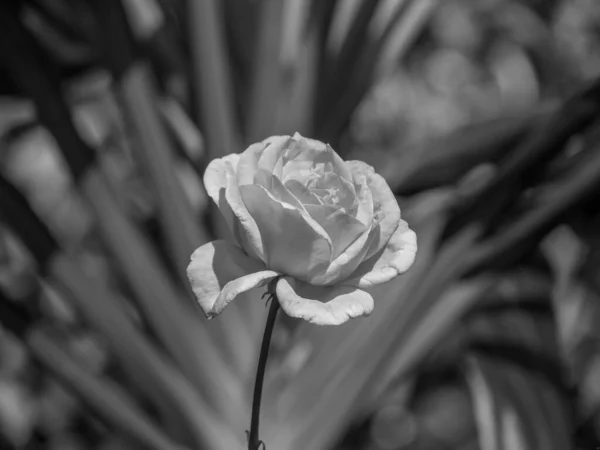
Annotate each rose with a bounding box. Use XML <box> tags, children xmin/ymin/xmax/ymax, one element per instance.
<box><xmin>187</xmin><ymin>133</ymin><xmax>417</xmax><ymax>325</ymax></box>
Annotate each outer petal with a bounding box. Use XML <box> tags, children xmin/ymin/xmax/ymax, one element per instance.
<box><xmin>213</xmin><ymin>158</ymin><xmax>266</xmax><ymax>261</ymax></box>
<box><xmin>204</xmin><ymin>154</ymin><xmax>264</xmax><ymax>258</ymax></box>
<box><xmin>347</xmin><ymin>160</ymin><xmax>401</xmax><ymax>259</ymax></box>
<box><xmin>203</xmin><ymin>153</ymin><xmax>240</xmax><ymax>227</ymax></box>
<box><xmin>187</xmin><ymin>240</ymin><xmax>278</xmax><ymax>317</ymax></box>
<box><xmin>304</xmin><ymin>204</ymin><xmax>366</xmax><ymax>259</ymax></box>
<box><xmin>276</xmin><ymin>276</ymin><xmax>374</xmax><ymax>325</ymax></box>
<box><xmin>237</xmin><ymin>141</ymin><xmax>265</xmax><ymax>186</ymax></box>
<box><xmin>346</xmin><ymin>220</ymin><xmax>417</xmax><ymax>288</ymax></box>
<box><xmin>309</xmin><ymin>221</ymin><xmax>379</xmax><ymax>285</ymax></box>
<box><xmin>240</xmin><ymin>184</ymin><xmax>333</xmax><ymax>281</ymax></box>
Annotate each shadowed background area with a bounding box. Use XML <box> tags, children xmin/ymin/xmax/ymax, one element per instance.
<box><xmin>1</xmin><ymin>0</ymin><xmax>600</xmax><ymax>449</ymax></box>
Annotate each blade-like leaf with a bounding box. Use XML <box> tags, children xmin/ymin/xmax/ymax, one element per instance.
<box><xmin>464</xmin><ymin>136</ymin><xmax>600</xmax><ymax>275</ymax></box>
<box><xmin>447</xmin><ymin>77</ymin><xmax>600</xmax><ymax>237</ymax></box>
<box><xmin>160</xmin><ymin>97</ymin><xmax>205</xmax><ymax>165</ymax></box>
<box><xmin>0</xmin><ymin>290</ymin><xmax>186</xmax><ymax>450</ymax></box>
<box><xmin>245</xmin><ymin>0</ymin><xmax>286</xmax><ymax>141</ymax></box>
<box><xmin>0</xmin><ymin>12</ymin><xmax>251</xmax><ymax>426</ymax></box>
<box><xmin>318</xmin><ymin>0</ymin><xmax>434</xmax><ymax>143</ymax></box>
<box><xmin>464</xmin><ymin>269</ymin><xmax>572</xmax><ymax>450</ymax></box>
<box><xmin>385</xmin><ymin>110</ymin><xmax>552</xmax><ymax>195</ymax></box>
<box><xmin>187</xmin><ymin>0</ymin><xmax>242</xmax><ymax>160</ymax></box>
<box><xmin>119</xmin><ymin>65</ymin><xmax>211</xmax><ymax>288</ymax></box>
<box><xmin>29</xmin><ymin>327</ymin><xmax>188</xmax><ymax>450</ymax></box>
<box><xmin>0</xmin><ymin>174</ymin><xmax>238</xmax><ymax>448</ymax></box>
<box><xmin>323</xmin><ymin>0</ymin><xmax>380</xmax><ymax>106</ymax></box>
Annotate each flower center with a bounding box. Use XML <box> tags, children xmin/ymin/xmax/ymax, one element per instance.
<box><xmin>315</xmin><ymin>186</ymin><xmax>341</xmax><ymax>207</ymax></box>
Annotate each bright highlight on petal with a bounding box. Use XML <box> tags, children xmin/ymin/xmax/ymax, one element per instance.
<box><xmin>186</xmin><ymin>240</ymin><xmax>278</xmax><ymax>317</ymax></box>
<box><xmin>347</xmin><ymin>160</ymin><xmax>401</xmax><ymax>259</ymax></box>
<box><xmin>275</xmin><ymin>277</ymin><xmax>374</xmax><ymax>326</ymax></box>
<box><xmin>346</xmin><ymin>220</ymin><xmax>418</xmax><ymax>288</ymax></box>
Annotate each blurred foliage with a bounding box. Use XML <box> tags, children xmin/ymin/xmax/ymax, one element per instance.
<box><xmin>1</xmin><ymin>0</ymin><xmax>600</xmax><ymax>449</ymax></box>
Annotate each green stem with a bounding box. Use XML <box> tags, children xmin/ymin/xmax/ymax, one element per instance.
<box><xmin>248</xmin><ymin>290</ymin><xmax>280</xmax><ymax>450</ymax></box>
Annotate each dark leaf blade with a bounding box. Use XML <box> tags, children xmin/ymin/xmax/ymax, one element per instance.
<box><xmin>464</xmin><ymin>269</ymin><xmax>573</xmax><ymax>450</ymax></box>
<box><xmin>187</xmin><ymin>0</ymin><xmax>242</xmax><ymax>161</ymax></box>
<box><xmin>318</xmin><ymin>0</ymin><xmax>434</xmax><ymax>143</ymax></box>
<box><xmin>29</xmin><ymin>326</ymin><xmax>188</xmax><ymax>450</ymax></box>
<box><xmin>464</xmin><ymin>133</ymin><xmax>600</xmax><ymax>275</ymax></box>
<box><xmin>385</xmin><ymin>110</ymin><xmax>551</xmax><ymax>195</ymax></box>
<box><xmin>466</xmin><ymin>352</ymin><xmax>573</xmax><ymax>450</ymax></box>
<box><xmin>0</xmin><ymin>10</ymin><xmax>252</xmax><ymax>424</ymax></box>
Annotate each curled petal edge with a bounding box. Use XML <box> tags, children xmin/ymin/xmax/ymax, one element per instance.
<box><xmin>209</xmin><ymin>270</ymin><xmax>280</xmax><ymax>317</ymax></box>
<box><xmin>347</xmin><ymin>221</ymin><xmax>417</xmax><ymax>288</ymax></box>
<box><xmin>187</xmin><ymin>240</ymin><xmax>278</xmax><ymax>318</ymax></box>
<box><xmin>275</xmin><ymin>277</ymin><xmax>374</xmax><ymax>326</ymax></box>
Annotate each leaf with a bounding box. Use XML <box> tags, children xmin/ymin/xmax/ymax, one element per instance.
<box><xmin>29</xmin><ymin>328</ymin><xmax>187</xmax><ymax>450</ymax></box>
<box><xmin>447</xmin><ymin>77</ymin><xmax>600</xmax><ymax>237</ymax></box>
<box><xmin>223</xmin><ymin>0</ymin><xmax>259</xmax><ymax>95</ymax></box>
<box><xmin>245</xmin><ymin>0</ymin><xmax>286</xmax><ymax>142</ymax></box>
<box><xmin>463</xmin><ymin>133</ymin><xmax>600</xmax><ymax>275</ymax></box>
<box><xmin>159</xmin><ymin>97</ymin><xmax>205</xmax><ymax>165</ymax></box>
<box><xmin>29</xmin><ymin>325</ymin><xmax>187</xmax><ymax>449</ymax></box>
<box><xmin>117</xmin><ymin>64</ymin><xmax>212</xmax><ymax>290</ymax></box>
<box><xmin>317</xmin><ymin>0</ymin><xmax>434</xmax><ymax>143</ymax></box>
<box><xmin>0</xmin><ymin>174</ymin><xmax>240</xmax><ymax>448</ymax></box>
<box><xmin>464</xmin><ymin>270</ymin><xmax>573</xmax><ymax>450</ymax></box>
<box><xmin>186</xmin><ymin>0</ymin><xmax>242</xmax><ymax>161</ymax></box>
<box><xmin>385</xmin><ymin>110</ymin><xmax>551</xmax><ymax>195</ymax></box>
<box><xmin>0</xmin><ymin>12</ymin><xmax>251</xmax><ymax>427</ymax></box>
<box><xmin>325</xmin><ymin>0</ymin><xmax>381</xmax><ymax>101</ymax></box>
<box><xmin>79</xmin><ymin>170</ymin><xmax>250</xmax><ymax>429</ymax></box>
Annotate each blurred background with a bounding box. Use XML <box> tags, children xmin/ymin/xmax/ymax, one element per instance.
<box><xmin>1</xmin><ymin>0</ymin><xmax>600</xmax><ymax>449</ymax></box>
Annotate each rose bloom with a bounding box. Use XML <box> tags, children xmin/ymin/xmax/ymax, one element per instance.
<box><xmin>187</xmin><ymin>133</ymin><xmax>417</xmax><ymax>325</ymax></box>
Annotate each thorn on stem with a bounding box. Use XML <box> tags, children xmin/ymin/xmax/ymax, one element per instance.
<box><xmin>246</xmin><ymin>430</ymin><xmax>266</xmax><ymax>450</ymax></box>
<box><xmin>261</xmin><ymin>291</ymin><xmax>272</xmax><ymax>307</ymax></box>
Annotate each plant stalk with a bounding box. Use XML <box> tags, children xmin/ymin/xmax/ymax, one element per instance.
<box><xmin>248</xmin><ymin>290</ymin><xmax>280</xmax><ymax>450</ymax></box>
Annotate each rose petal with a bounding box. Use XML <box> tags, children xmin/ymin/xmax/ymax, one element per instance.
<box><xmin>240</xmin><ymin>185</ymin><xmax>333</xmax><ymax>281</ymax></box>
<box><xmin>353</xmin><ymin>174</ymin><xmax>374</xmax><ymax>227</ymax></box>
<box><xmin>203</xmin><ymin>153</ymin><xmax>240</xmax><ymax>223</ymax></box>
<box><xmin>223</xmin><ymin>164</ymin><xmax>267</xmax><ymax>261</ymax></box>
<box><xmin>309</xmin><ymin>221</ymin><xmax>379</xmax><ymax>285</ymax></box>
<box><xmin>347</xmin><ymin>160</ymin><xmax>400</xmax><ymax>259</ymax></box>
<box><xmin>324</xmin><ymin>144</ymin><xmax>353</xmax><ymax>182</ymax></box>
<box><xmin>281</xmin><ymin>135</ymin><xmax>352</xmax><ymax>185</ymax></box>
<box><xmin>281</xmin><ymin>135</ymin><xmax>327</xmax><ymax>183</ymax></box>
<box><xmin>204</xmin><ymin>154</ymin><xmax>250</xmax><ymax>247</ymax></box>
<box><xmin>254</xmin><ymin>168</ymin><xmax>305</xmax><ymax>210</ymax></box>
<box><xmin>346</xmin><ymin>219</ymin><xmax>417</xmax><ymax>287</ymax></box>
<box><xmin>187</xmin><ymin>240</ymin><xmax>278</xmax><ymax>317</ymax></box>
<box><xmin>291</xmin><ymin>132</ymin><xmax>327</xmax><ymax>153</ymax></box>
<box><xmin>308</xmin><ymin>172</ymin><xmax>356</xmax><ymax>210</ymax></box>
<box><xmin>284</xmin><ymin>179</ymin><xmax>323</xmax><ymax>205</ymax></box>
<box><xmin>257</xmin><ymin>136</ymin><xmax>293</xmax><ymax>179</ymax></box>
<box><xmin>275</xmin><ymin>276</ymin><xmax>374</xmax><ymax>325</ymax></box>
<box><xmin>336</xmin><ymin>174</ymin><xmax>358</xmax><ymax>211</ymax></box>
<box><xmin>237</xmin><ymin>141</ymin><xmax>265</xmax><ymax>186</ymax></box>
<box><xmin>304</xmin><ymin>204</ymin><xmax>366</xmax><ymax>259</ymax></box>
